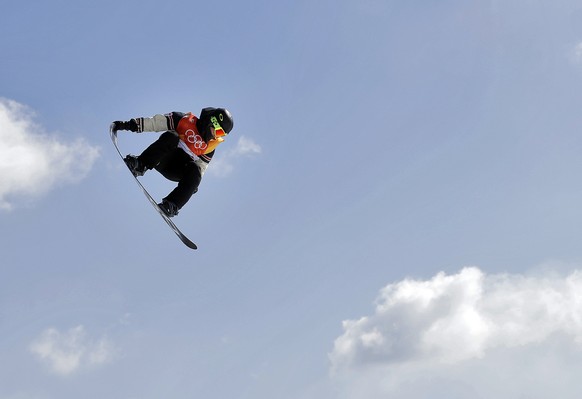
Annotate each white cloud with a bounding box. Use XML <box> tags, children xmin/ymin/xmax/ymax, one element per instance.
<box><xmin>569</xmin><ymin>42</ymin><xmax>582</xmax><ymax>64</ymax></box>
<box><xmin>231</xmin><ymin>136</ymin><xmax>262</xmax><ymax>157</ymax></box>
<box><xmin>0</xmin><ymin>98</ymin><xmax>100</xmax><ymax>210</ymax></box>
<box><xmin>330</xmin><ymin>267</ymin><xmax>582</xmax><ymax>398</ymax></box>
<box><xmin>29</xmin><ymin>325</ymin><xmax>115</xmax><ymax>376</ymax></box>
<box><xmin>208</xmin><ymin>136</ymin><xmax>261</xmax><ymax>177</ymax></box>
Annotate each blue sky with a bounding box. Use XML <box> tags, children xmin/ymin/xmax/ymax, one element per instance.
<box><xmin>3</xmin><ymin>0</ymin><xmax>582</xmax><ymax>398</ymax></box>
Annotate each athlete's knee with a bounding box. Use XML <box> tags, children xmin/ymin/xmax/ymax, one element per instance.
<box><xmin>159</xmin><ymin>131</ymin><xmax>179</xmax><ymax>144</ymax></box>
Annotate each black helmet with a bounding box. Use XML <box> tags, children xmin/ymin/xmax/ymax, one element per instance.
<box><xmin>198</xmin><ymin>107</ymin><xmax>234</xmax><ymax>139</ymax></box>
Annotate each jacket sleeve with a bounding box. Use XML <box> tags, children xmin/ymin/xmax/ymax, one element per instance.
<box><xmin>133</xmin><ymin>112</ymin><xmax>185</xmax><ymax>133</ymax></box>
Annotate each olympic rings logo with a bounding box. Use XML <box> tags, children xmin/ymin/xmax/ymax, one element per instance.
<box><xmin>184</xmin><ymin>129</ymin><xmax>207</xmax><ymax>150</ymax></box>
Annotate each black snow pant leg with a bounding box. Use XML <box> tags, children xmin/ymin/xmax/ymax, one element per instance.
<box><xmin>163</xmin><ymin>162</ymin><xmax>201</xmax><ymax>209</ymax></box>
<box><xmin>138</xmin><ymin>131</ymin><xmax>180</xmax><ymax>169</ymax></box>
<box><xmin>153</xmin><ymin>148</ymin><xmax>202</xmax><ymax>210</ymax></box>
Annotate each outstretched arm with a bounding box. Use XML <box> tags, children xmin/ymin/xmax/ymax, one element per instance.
<box><xmin>112</xmin><ymin>112</ymin><xmax>186</xmax><ymax>133</ymax></box>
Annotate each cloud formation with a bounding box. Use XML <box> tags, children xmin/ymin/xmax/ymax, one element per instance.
<box><xmin>330</xmin><ymin>267</ymin><xmax>582</xmax><ymax>398</ymax></box>
<box><xmin>208</xmin><ymin>136</ymin><xmax>261</xmax><ymax>177</ymax></box>
<box><xmin>571</xmin><ymin>42</ymin><xmax>582</xmax><ymax>61</ymax></box>
<box><xmin>0</xmin><ymin>98</ymin><xmax>100</xmax><ymax>210</ymax></box>
<box><xmin>29</xmin><ymin>325</ymin><xmax>115</xmax><ymax>376</ymax></box>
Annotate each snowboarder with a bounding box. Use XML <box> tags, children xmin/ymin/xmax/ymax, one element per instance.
<box><xmin>112</xmin><ymin>107</ymin><xmax>234</xmax><ymax>217</ymax></box>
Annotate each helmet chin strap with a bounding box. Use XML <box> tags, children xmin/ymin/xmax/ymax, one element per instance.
<box><xmin>202</xmin><ymin>122</ymin><xmax>216</xmax><ymax>142</ymax></box>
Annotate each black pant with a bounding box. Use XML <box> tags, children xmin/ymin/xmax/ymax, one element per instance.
<box><xmin>138</xmin><ymin>131</ymin><xmax>201</xmax><ymax>209</ymax></box>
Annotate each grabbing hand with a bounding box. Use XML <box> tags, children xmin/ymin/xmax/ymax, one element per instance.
<box><xmin>112</xmin><ymin>119</ymin><xmax>138</xmax><ymax>132</ymax></box>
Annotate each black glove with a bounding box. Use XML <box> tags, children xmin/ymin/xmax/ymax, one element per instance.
<box><xmin>112</xmin><ymin>119</ymin><xmax>138</xmax><ymax>132</ymax></box>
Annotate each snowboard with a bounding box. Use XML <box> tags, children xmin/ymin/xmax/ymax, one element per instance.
<box><xmin>109</xmin><ymin>124</ymin><xmax>197</xmax><ymax>250</ymax></box>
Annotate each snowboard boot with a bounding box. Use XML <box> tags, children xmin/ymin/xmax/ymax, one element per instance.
<box><xmin>124</xmin><ymin>155</ymin><xmax>147</xmax><ymax>177</ymax></box>
<box><xmin>158</xmin><ymin>198</ymin><xmax>179</xmax><ymax>218</ymax></box>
